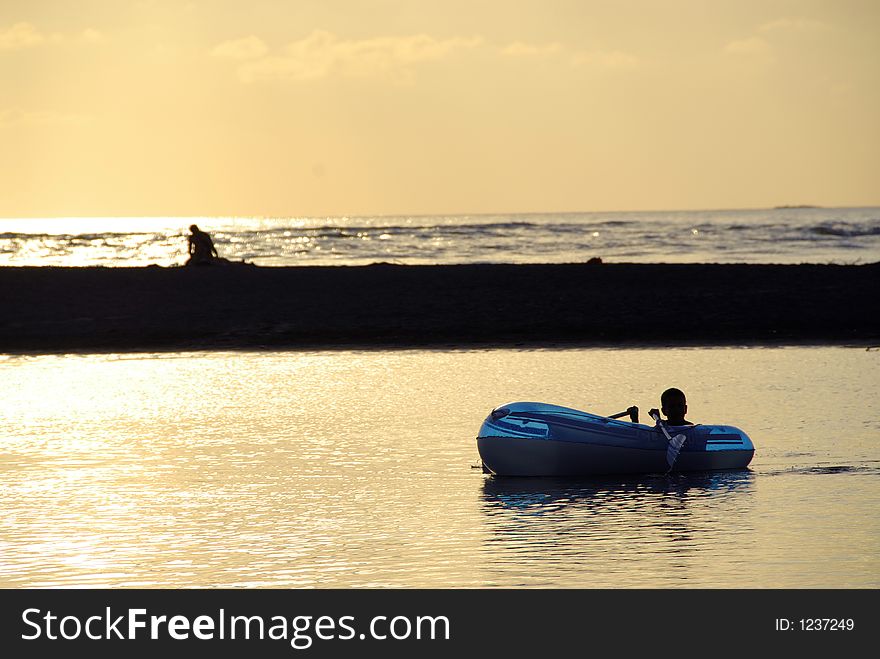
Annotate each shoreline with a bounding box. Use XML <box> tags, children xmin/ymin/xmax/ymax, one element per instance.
<box><xmin>2</xmin><ymin>336</ymin><xmax>878</xmax><ymax>357</ymax></box>
<box><xmin>2</xmin><ymin>262</ymin><xmax>878</xmax><ymax>354</ymax></box>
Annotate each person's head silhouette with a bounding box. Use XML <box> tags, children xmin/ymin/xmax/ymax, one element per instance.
<box><xmin>185</xmin><ymin>224</ymin><xmax>217</xmax><ymax>265</ymax></box>
<box><xmin>660</xmin><ymin>388</ymin><xmax>689</xmax><ymax>425</ymax></box>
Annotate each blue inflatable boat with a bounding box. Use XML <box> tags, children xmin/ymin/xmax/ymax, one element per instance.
<box><xmin>477</xmin><ymin>402</ymin><xmax>755</xmax><ymax>476</ymax></box>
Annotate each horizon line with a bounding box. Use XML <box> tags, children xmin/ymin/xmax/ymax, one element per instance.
<box><xmin>1</xmin><ymin>204</ymin><xmax>879</xmax><ymax>221</ymax></box>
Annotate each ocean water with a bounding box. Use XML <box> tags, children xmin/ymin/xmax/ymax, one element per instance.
<box><xmin>1</xmin><ymin>207</ymin><xmax>878</xmax><ymax>267</ymax></box>
<box><xmin>1</xmin><ymin>346</ymin><xmax>877</xmax><ymax>588</ymax></box>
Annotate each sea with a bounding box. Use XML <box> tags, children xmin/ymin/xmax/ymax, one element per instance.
<box><xmin>1</xmin><ymin>347</ymin><xmax>878</xmax><ymax>588</ymax></box>
<box><xmin>1</xmin><ymin>207</ymin><xmax>878</xmax><ymax>590</ymax></box>
<box><xmin>1</xmin><ymin>206</ymin><xmax>879</xmax><ymax>267</ymax></box>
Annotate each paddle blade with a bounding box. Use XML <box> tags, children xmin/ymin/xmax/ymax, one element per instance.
<box><xmin>666</xmin><ymin>434</ymin><xmax>687</xmax><ymax>470</ymax></box>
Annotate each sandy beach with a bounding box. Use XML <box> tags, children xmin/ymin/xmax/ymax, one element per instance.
<box><xmin>1</xmin><ymin>262</ymin><xmax>877</xmax><ymax>352</ymax></box>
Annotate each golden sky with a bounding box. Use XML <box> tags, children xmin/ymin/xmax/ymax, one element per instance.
<box><xmin>1</xmin><ymin>0</ymin><xmax>878</xmax><ymax>216</ymax></box>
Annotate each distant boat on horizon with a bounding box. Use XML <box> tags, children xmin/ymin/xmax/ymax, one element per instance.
<box><xmin>773</xmin><ymin>204</ymin><xmax>822</xmax><ymax>209</ymax></box>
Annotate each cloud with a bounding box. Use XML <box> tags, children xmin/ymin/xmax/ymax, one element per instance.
<box><xmin>758</xmin><ymin>18</ymin><xmax>830</xmax><ymax>33</ymax></box>
<box><xmin>217</xmin><ymin>30</ymin><xmax>483</xmax><ymax>83</ymax></box>
<box><xmin>215</xmin><ymin>31</ymin><xmax>639</xmax><ymax>82</ymax></box>
<box><xmin>724</xmin><ymin>36</ymin><xmax>772</xmax><ymax>56</ymax></box>
<box><xmin>0</xmin><ymin>22</ymin><xmax>103</xmax><ymax>51</ymax></box>
<box><xmin>211</xmin><ymin>35</ymin><xmax>269</xmax><ymax>60</ymax></box>
<box><xmin>79</xmin><ymin>28</ymin><xmax>104</xmax><ymax>44</ymax></box>
<box><xmin>0</xmin><ymin>22</ymin><xmax>48</xmax><ymax>50</ymax></box>
<box><xmin>503</xmin><ymin>41</ymin><xmax>640</xmax><ymax>72</ymax></box>
<box><xmin>501</xmin><ymin>41</ymin><xmax>562</xmax><ymax>57</ymax></box>
<box><xmin>570</xmin><ymin>49</ymin><xmax>639</xmax><ymax>70</ymax></box>
<box><xmin>726</xmin><ymin>17</ymin><xmax>830</xmax><ymax>58</ymax></box>
<box><xmin>0</xmin><ymin>109</ymin><xmax>93</xmax><ymax>126</ymax></box>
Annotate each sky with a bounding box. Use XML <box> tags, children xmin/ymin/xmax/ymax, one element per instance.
<box><xmin>1</xmin><ymin>0</ymin><xmax>878</xmax><ymax>217</ymax></box>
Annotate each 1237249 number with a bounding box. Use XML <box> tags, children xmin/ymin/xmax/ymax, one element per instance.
<box><xmin>776</xmin><ymin>618</ymin><xmax>855</xmax><ymax>631</ymax></box>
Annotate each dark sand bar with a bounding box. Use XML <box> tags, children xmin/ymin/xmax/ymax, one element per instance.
<box><xmin>1</xmin><ymin>262</ymin><xmax>878</xmax><ymax>353</ymax></box>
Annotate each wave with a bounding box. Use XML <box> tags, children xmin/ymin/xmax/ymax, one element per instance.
<box><xmin>8</xmin><ymin>219</ymin><xmax>876</xmax><ymax>243</ymax></box>
<box><xmin>724</xmin><ymin>223</ymin><xmax>778</xmax><ymax>232</ymax></box>
<box><xmin>0</xmin><ymin>231</ymin><xmax>169</xmax><ymax>240</ymax></box>
<box><xmin>809</xmin><ymin>223</ymin><xmax>880</xmax><ymax>238</ymax></box>
<box><xmin>2</xmin><ymin>209</ymin><xmax>879</xmax><ymax>267</ymax></box>
<box><xmin>235</xmin><ymin>221</ymin><xmax>615</xmax><ymax>242</ymax></box>
<box><xmin>765</xmin><ymin>464</ymin><xmax>880</xmax><ymax>477</ymax></box>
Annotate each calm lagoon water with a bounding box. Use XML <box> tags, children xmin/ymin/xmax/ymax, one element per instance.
<box><xmin>1</xmin><ymin>347</ymin><xmax>878</xmax><ymax>588</ymax></box>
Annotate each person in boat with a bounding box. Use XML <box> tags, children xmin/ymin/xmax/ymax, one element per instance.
<box><xmin>649</xmin><ymin>387</ymin><xmax>693</xmax><ymax>426</ymax></box>
<box><xmin>186</xmin><ymin>224</ymin><xmax>219</xmax><ymax>266</ymax></box>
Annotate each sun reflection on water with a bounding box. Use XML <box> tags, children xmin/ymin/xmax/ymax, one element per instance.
<box><xmin>0</xmin><ymin>348</ymin><xmax>878</xmax><ymax>587</ymax></box>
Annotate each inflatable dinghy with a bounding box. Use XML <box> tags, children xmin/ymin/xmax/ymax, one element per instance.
<box><xmin>477</xmin><ymin>402</ymin><xmax>755</xmax><ymax>476</ymax></box>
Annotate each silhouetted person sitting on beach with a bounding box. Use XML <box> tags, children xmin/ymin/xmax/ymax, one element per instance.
<box><xmin>649</xmin><ymin>387</ymin><xmax>694</xmax><ymax>426</ymax></box>
<box><xmin>186</xmin><ymin>224</ymin><xmax>218</xmax><ymax>266</ymax></box>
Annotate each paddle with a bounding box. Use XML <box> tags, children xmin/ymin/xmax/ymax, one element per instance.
<box><xmin>649</xmin><ymin>410</ymin><xmax>687</xmax><ymax>473</ymax></box>
<box><xmin>608</xmin><ymin>406</ymin><xmax>639</xmax><ymax>423</ymax></box>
